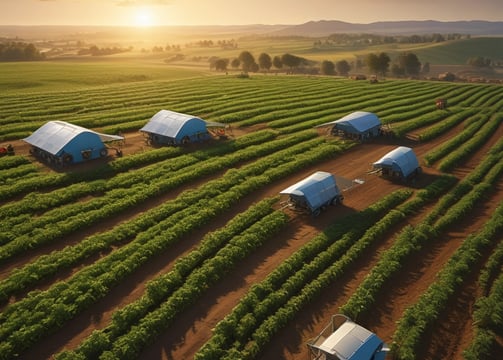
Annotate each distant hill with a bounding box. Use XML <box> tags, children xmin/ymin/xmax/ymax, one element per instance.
<box><xmin>1</xmin><ymin>21</ymin><xmax>502</xmax><ymax>42</ymax></box>
<box><xmin>270</xmin><ymin>20</ymin><xmax>503</xmax><ymax>37</ymax></box>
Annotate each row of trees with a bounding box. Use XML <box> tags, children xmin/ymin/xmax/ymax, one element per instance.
<box><xmin>77</xmin><ymin>45</ymin><xmax>132</xmax><ymax>56</ymax></box>
<box><xmin>0</xmin><ymin>42</ymin><xmax>45</xmax><ymax>61</ymax></box>
<box><xmin>314</xmin><ymin>32</ymin><xmax>468</xmax><ymax>48</ymax></box>
<box><xmin>467</xmin><ymin>56</ymin><xmax>502</xmax><ymax>68</ymax></box>
<box><xmin>210</xmin><ymin>51</ymin><xmax>313</xmax><ymax>73</ymax></box>
<box><xmin>210</xmin><ymin>50</ymin><xmax>425</xmax><ymax>78</ymax></box>
<box><xmin>361</xmin><ymin>52</ymin><xmax>425</xmax><ymax>77</ymax></box>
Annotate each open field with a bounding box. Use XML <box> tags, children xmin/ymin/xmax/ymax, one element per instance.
<box><xmin>0</xmin><ymin>61</ymin><xmax>502</xmax><ymax>360</ymax></box>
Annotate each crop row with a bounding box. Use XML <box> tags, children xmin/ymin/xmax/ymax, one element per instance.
<box><xmin>0</xmin><ymin>128</ymin><xmax>276</xmax><ymax>203</ymax></box>
<box><xmin>340</xmin><ymin>137</ymin><xmax>502</xmax><ymax>320</ymax></box>
<box><xmin>0</xmin><ymin>130</ymin><xmax>315</xmax><ymax>245</ymax></box>
<box><xmin>436</xmin><ymin>113</ymin><xmax>502</xmax><ymax>172</ymax></box>
<box><xmin>423</xmin><ymin>113</ymin><xmax>490</xmax><ymax>167</ymax></box>
<box><xmin>464</xmin><ymin>239</ymin><xmax>503</xmax><ymax>360</ymax></box>
<box><xmin>417</xmin><ymin>108</ymin><xmax>479</xmax><ymax>142</ymax></box>
<box><xmin>0</xmin><ymin>129</ymin><xmax>278</xmax><ymax>224</ymax></box>
<box><xmin>194</xmin><ymin>174</ymin><xmax>457</xmax><ymax>359</ymax></box>
<box><xmin>392</xmin><ymin>200</ymin><xmax>503</xmax><ymax>360</ymax></box>
<box><xmin>0</xmin><ymin>131</ymin><xmax>338</xmax><ymax>299</ymax></box>
<box><xmin>0</xmin><ymin>134</ymin><xmax>346</xmax><ymax>359</ymax></box>
<box><xmin>2</xmin><ymin>78</ymin><xmax>500</xmax><ymax>142</ymax></box>
<box><xmin>56</xmin><ymin>199</ymin><xmax>288</xmax><ymax>360</ymax></box>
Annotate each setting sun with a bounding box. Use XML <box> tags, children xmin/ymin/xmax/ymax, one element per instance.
<box><xmin>134</xmin><ymin>8</ymin><xmax>155</xmax><ymax>27</ymax></box>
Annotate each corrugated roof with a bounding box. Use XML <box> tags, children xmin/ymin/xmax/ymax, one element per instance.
<box><xmin>319</xmin><ymin>322</ymin><xmax>383</xmax><ymax>360</ymax></box>
<box><xmin>373</xmin><ymin>146</ymin><xmax>419</xmax><ymax>177</ymax></box>
<box><xmin>280</xmin><ymin>171</ymin><xmax>339</xmax><ymax>211</ymax></box>
<box><xmin>23</xmin><ymin>121</ymin><xmax>123</xmax><ymax>155</ymax></box>
<box><xmin>140</xmin><ymin>110</ymin><xmax>205</xmax><ymax>137</ymax></box>
<box><xmin>316</xmin><ymin>111</ymin><xmax>381</xmax><ymax>132</ymax></box>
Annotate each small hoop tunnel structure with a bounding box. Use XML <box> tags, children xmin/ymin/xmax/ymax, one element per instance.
<box><xmin>316</xmin><ymin>111</ymin><xmax>382</xmax><ymax>141</ymax></box>
<box><xmin>23</xmin><ymin>121</ymin><xmax>124</xmax><ymax>166</ymax></box>
<box><xmin>372</xmin><ymin>146</ymin><xmax>421</xmax><ymax>182</ymax></box>
<box><xmin>280</xmin><ymin>171</ymin><xmax>344</xmax><ymax>216</ymax></box>
<box><xmin>140</xmin><ymin>110</ymin><xmax>212</xmax><ymax>146</ymax></box>
<box><xmin>307</xmin><ymin>314</ymin><xmax>389</xmax><ymax>360</ymax></box>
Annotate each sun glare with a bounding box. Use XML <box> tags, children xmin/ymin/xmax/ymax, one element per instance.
<box><xmin>134</xmin><ymin>8</ymin><xmax>154</xmax><ymax>27</ymax></box>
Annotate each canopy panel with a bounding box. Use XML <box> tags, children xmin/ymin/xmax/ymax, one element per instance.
<box><xmin>317</xmin><ymin>111</ymin><xmax>381</xmax><ymax>133</ymax></box>
<box><xmin>373</xmin><ymin>146</ymin><xmax>419</xmax><ymax>178</ymax></box>
<box><xmin>140</xmin><ymin>110</ymin><xmax>206</xmax><ymax>138</ymax></box>
<box><xmin>280</xmin><ymin>171</ymin><xmax>339</xmax><ymax>211</ymax></box>
<box><xmin>23</xmin><ymin>121</ymin><xmax>123</xmax><ymax>155</ymax></box>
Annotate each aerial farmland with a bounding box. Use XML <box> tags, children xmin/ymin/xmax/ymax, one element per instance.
<box><xmin>0</xmin><ymin>52</ymin><xmax>502</xmax><ymax>360</ymax></box>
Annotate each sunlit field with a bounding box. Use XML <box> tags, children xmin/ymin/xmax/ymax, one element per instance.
<box><xmin>0</xmin><ymin>50</ymin><xmax>502</xmax><ymax>360</ymax></box>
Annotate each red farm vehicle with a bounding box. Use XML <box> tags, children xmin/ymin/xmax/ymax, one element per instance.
<box><xmin>0</xmin><ymin>144</ymin><xmax>14</xmax><ymax>157</ymax></box>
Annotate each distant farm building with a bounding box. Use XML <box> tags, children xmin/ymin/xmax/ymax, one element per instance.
<box><xmin>23</xmin><ymin>121</ymin><xmax>124</xmax><ymax>166</ymax></box>
<box><xmin>317</xmin><ymin>111</ymin><xmax>382</xmax><ymax>141</ymax></box>
<box><xmin>140</xmin><ymin>110</ymin><xmax>225</xmax><ymax>146</ymax></box>
<box><xmin>373</xmin><ymin>146</ymin><xmax>421</xmax><ymax>181</ymax></box>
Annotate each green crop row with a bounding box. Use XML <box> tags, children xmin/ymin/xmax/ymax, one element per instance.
<box><xmin>418</xmin><ymin>108</ymin><xmax>479</xmax><ymax>142</ymax></box>
<box><xmin>59</xmin><ymin>208</ymin><xmax>289</xmax><ymax>360</ymax></box>
<box><xmin>423</xmin><ymin>113</ymin><xmax>489</xmax><ymax>167</ymax></box>
<box><xmin>0</xmin><ymin>155</ymin><xmax>31</xmax><ymax>170</ymax></box>
<box><xmin>195</xmin><ymin>175</ymin><xmax>458</xmax><ymax>359</ymax></box>
<box><xmin>195</xmin><ymin>190</ymin><xmax>411</xmax><ymax>359</ymax></box>
<box><xmin>392</xmin><ymin>200</ymin><xmax>503</xmax><ymax>360</ymax></box>
<box><xmin>0</xmin><ymin>77</ymin><xmax>500</xmax><ymax>145</ymax></box>
<box><xmin>437</xmin><ymin>113</ymin><xmax>503</xmax><ymax>172</ymax></box>
<box><xmin>0</xmin><ymin>163</ymin><xmax>39</xmax><ymax>184</ymax></box>
<box><xmin>0</xmin><ymin>134</ymin><xmax>344</xmax><ymax>359</ymax></box>
<box><xmin>340</xmin><ymin>140</ymin><xmax>502</xmax><ymax>324</ymax></box>
<box><xmin>463</xmin><ymin>253</ymin><xmax>503</xmax><ymax>360</ymax></box>
<box><xmin>0</xmin><ymin>131</ymin><xmax>320</xmax><ymax>275</ymax></box>
<box><xmin>55</xmin><ymin>197</ymin><xmax>280</xmax><ymax>359</ymax></box>
<box><xmin>0</xmin><ymin>129</ymin><xmax>276</xmax><ymax>203</ymax></box>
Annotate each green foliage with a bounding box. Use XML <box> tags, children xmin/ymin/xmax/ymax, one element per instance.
<box><xmin>0</xmin><ymin>65</ymin><xmax>502</xmax><ymax>359</ymax></box>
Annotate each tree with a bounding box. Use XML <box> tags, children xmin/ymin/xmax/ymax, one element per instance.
<box><xmin>238</xmin><ymin>51</ymin><xmax>256</xmax><ymax>72</ymax></box>
<box><xmin>321</xmin><ymin>60</ymin><xmax>336</xmax><ymax>75</ymax></box>
<box><xmin>422</xmin><ymin>62</ymin><xmax>430</xmax><ymax>74</ymax></box>
<box><xmin>377</xmin><ymin>52</ymin><xmax>391</xmax><ymax>76</ymax></box>
<box><xmin>391</xmin><ymin>63</ymin><xmax>405</xmax><ymax>77</ymax></box>
<box><xmin>366</xmin><ymin>52</ymin><xmax>390</xmax><ymax>76</ymax></box>
<box><xmin>213</xmin><ymin>58</ymin><xmax>229</xmax><ymax>71</ymax></box>
<box><xmin>335</xmin><ymin>60</ymin><xmax>351</xmax><ymax>76</ymax></box>
<box><xmin>258</xmin><ymin>53</ymin><xmax>272</xmax><ymax>71</ymax></box>
<box><xmin>281</xmin><ymin>53</ymin><xmax>305</xmax><ymax>72</ymax></box>
<box><xmin>398</xmin><ymin>52</ymin><xmax>421</xmax><ymax>76</ymax></box>
<box><xmin>467</xmin><ymin>56</ymin><xmax>491</xmax><ymax>67</ymax></box>
<box><xmin>231</xmin><ymin>58</ymin><xmax>240</xmax><ymax>69</ymax></box>
<box><xmin>272</xmin><ymin>56</ymin><xmax>283</xmax><ymax>70</ymax></box>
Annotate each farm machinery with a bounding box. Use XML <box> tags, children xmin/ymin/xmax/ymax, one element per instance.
<box><xmin>0</xmin><ymin>144</ymin><xmax>14</xmax><ymax>157</ymax></box>
<box><xmin>280</xmin><ymin>171</ymin><xmax>344</xmax><ymax>217</ymax></box>
<box><xmin>307</xmin><ymin>314</ymin><xmax>389</xmax><ymax>360</ymax></box>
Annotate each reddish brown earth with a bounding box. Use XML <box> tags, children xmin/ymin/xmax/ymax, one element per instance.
<box><xmin>4</xmin><ymin>122</ymin><xmax>503</xmax><ymax>360</ymax></box>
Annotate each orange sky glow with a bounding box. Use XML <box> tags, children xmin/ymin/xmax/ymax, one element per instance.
<box><xmin>1</xmin><ymin>0</ymin><xmax>502</xmax><ymax>27</ymax></box>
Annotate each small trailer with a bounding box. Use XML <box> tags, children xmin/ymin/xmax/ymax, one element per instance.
<box><xmin>372</xmin><ymin>146</ymin><xmax>421</xmax><ymax>182</ymax></box>
<box><xmin>307</xmin><ymin>314</ymin><xmax>389</xmax><ymax>360</ymax></box>
<box><xmin>280</xmin><ymin>171</ymin><xmax>344</xmax><ymax>216</ymax></box>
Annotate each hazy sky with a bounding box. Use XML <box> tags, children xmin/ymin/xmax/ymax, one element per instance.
<box><xmin>1</xmin><ymin>0</ymin><xmax>502</xmax><ymax>26</ymax></box>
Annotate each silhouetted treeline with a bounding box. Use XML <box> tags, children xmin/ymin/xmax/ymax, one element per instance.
<box><xmin>314</xmin><ymin>33</ymin><xmax>468</xmax><ymax>48</ymax></box>
<box><xmin>0</xmin><ymin>42</ymin><xmax>45</xmax><ymax>61</ymax></box>
<box><xmin>77</xmin><ymin>45</ymin><xmax>132</xmax><ymax>56</ymax></box>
